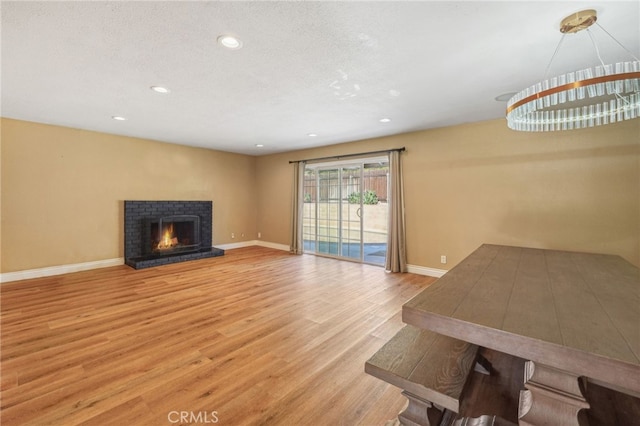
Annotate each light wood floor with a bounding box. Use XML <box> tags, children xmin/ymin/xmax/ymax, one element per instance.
<box><xmin>1</xmin><ymin>246</ymin><xmax>437</xmax><ymax>425</ymax></box>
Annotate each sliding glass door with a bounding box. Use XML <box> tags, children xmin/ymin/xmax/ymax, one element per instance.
<box><xmin>302</xmin><ymin>157</ymin><xmax>388</xmax><ymax>265</ymax></box>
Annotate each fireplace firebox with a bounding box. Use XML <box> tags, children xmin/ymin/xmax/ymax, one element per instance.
<box><xmin>124</xmin><ymin>200</ymin><xmax>224</xmax><ymax>269</ymax></box>
<box><xmin>147</xmin><ymin>215</ymin><xmax>201</xmax><ymax>255</ymax></box>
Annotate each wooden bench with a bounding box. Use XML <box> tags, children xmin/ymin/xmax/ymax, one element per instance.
<box><xmin>365</xmin><ymin>325</ymin><xmax>484</xmax><ymax>426</ymax></box>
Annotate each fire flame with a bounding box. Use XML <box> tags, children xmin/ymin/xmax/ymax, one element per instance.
<box><xmin>157</xmin><ymin>224</ymin><xmax>178</xmax><ymax>250</ymax></box>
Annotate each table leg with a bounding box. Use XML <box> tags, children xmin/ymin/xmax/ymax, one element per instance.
<box><xmin>398</xmin><ymin>390</ymin><xmax>443</xmax><ymax>426</ymax></box>
<box><xmin>518</xmin><ymin>361</ymin><xmax>589</xmax><ymax>426</ymax></box>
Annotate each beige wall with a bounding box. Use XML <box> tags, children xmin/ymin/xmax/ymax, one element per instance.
<box><xmin>1</xmin><ymin>118</ymin><xmax>257</xmax><ymax>273</ymax></box>
<box><xmin>256</xmin><ymin>118</ymin><xmax>639</xmax><ymax>268</ymax></box>
<box><xmin>2</xmin><ymin>116</ymin><xmax>638</xmax><ymax>274</ymax></box>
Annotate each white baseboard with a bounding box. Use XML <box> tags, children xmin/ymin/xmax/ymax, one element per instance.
<box><xmin>255</xmin><ymin>240</ymin><xmax>290</xmax><ymax>251</ymax></box>
<box><xmin>215</xmin><ymin>240</ymin><xmax>257</xmax><ymax>250</ymax></box>
<box><xmin>216</xmin><ymin>240</ymin><xmax>289</xmax><ymax>252</ymax></box>
<box><xmin>0</xmin><ymin>242</ymin><xmax>289</xmax><ymax>283</ymax></box>
<box><xmin>1</xmin><ymin>243</ymin><xmax>443</xmax><ymax>283</ymax></box>
<box><xmin>406</xmin><ymin>264</ymin><xmax>448</xmax><ymax>278</ymax></box>
<box><xmin>218</xmin><ymin>243</ymin><xmax>447</xmax><ymax>277</ymax></box>
<box><xmin>0</xmin><ymin>258</ymin><xmax>125</xmax><ymax>284</ymax></box>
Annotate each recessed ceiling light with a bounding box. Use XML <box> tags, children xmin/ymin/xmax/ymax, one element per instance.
<box><xmin>217</xmin><ymin>35</ymin><xmax>243</xmax><ymax>50</ymax></box>
<box><xmin>379</xmin><ymin>118</ymin><xmax>391</xmax><ymax>123</ymax></box>
<box><xmin>112</xmin><ymin>116</ymin><xmax>127</xmax><ymax>121</ymax></box>
<box><xmin>495</xmin><ymin>92</ymin><xmax>517</xmax><ymax>102</ymax></box>
<box><xmin>151</xmin><ymin>86</ymin><xmax>170</xmax><ymax>94</ymax></box>
<box><xmin>255</xmin><ymin>144</ymin><xmax>264</xmax><ymax>148</ymax></box>
<box><xmin>307</xmin><ymin>133</ymin><xmax>318</xmax><ymax>137</ymax></box>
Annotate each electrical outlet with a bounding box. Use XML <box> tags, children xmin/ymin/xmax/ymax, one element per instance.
<box><xmin>258</xmin><ymin>232</ymin><xmax>261</xmax><ymax>239</ymax></box>
<box><xmin>241</xmin><ymin>233</ymin><xmax>244</xmax><ymax>237</ymax></box>
<box><xmin>441</xmin><ymin>255</ymin><xmax>447</xmax><ymax>264</ymax></box>
<box><xmin>231</xmin><ymin>233</ymin><xmax>235</xmax><ymax>239</ymax></box>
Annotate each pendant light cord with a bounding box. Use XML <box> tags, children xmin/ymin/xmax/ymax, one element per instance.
<box><xmin>587</xmin><ymin>29</ymin><xmax>608</xmax><ymax>68</ymax></box>
<box><xmin>588</xmin><ymin>26</ymin><xmax>638</xmax><ymax>105</ymax></box>
<box><xmin>595</xmin><ymin>22</ymin><xmax>640</xmax><ymax>62</ymax></box>
<box><xmin>542</xmin><ymin>34</ymin><xmax>566</xmax><ymax>81</ymax></box>
<box><xmin>544</xmin><ymin>22</ymin><xmax>638</xmax><ymax>82</ymax></box>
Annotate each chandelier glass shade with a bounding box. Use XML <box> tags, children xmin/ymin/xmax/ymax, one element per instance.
<box><xmin>507</xmin><ymin>61</ymin><xmax>640</xmax><ymax>131</ymax></box>
<box><xmin>506</xmin><ymin>10</ymin><xmax>640</xmax><ymax>132</ymax></box>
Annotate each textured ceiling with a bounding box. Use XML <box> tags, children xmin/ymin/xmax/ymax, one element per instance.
<box><xmin>2</xmin><ymin>1</ymin><xmax>639</xmax><ymax>155</ymax></box>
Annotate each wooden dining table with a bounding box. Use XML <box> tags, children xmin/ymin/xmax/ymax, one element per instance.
<box><xmin>402</xmin><ymin>244</ymin><xmax>639</xmax><ymax>425</ymax></box>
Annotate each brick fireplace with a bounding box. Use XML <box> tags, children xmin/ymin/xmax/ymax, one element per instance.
<box><xmin>124</xmin><ymin>200</ymin><xmax>223</xmax><ymax>269</ymax></box>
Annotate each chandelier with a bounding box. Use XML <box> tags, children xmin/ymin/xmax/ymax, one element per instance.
<box><xmin>507</xmin><ymin>9</ymin><xmax>640</xmax><ymax>131</ymax></box>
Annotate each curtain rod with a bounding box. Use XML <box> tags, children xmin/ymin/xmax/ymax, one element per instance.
<box><xmin>288</xmin><ymin>147</ymin><xmax>405</xmax><ymax>164</ymax></box>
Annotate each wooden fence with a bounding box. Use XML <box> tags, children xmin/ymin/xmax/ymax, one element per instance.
<box><xmin>303</xmin><ymin>169</ymin><xmax>388</xmax><ymax>202</ymax></box>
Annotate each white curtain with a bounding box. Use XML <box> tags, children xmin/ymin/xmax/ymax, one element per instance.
<box><xmin>385</xmin><ymin>150</ymin><xmax>407</xmax><ymax>272</ymax></box>
<box><xmin>290</xmin><ymin>161</ymin><xmax>305</xmax><ymax>254</ymax></box>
